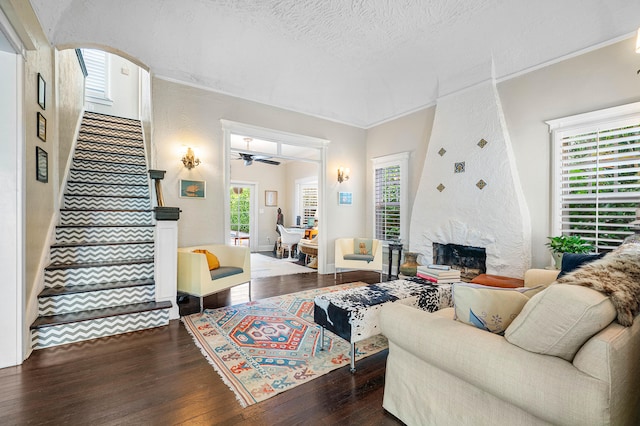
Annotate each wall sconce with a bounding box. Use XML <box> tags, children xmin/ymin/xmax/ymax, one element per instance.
<box><xmin>181</xmin><ymin>147</ymin><xmax>201</xmax><ymax>169</ymax></box>
<box><xmin>337</xmin><ymin>166</ymin><xmax>350</xmax><ymax>183</ymax></box>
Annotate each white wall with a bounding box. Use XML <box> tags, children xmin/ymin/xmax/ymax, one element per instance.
<box><xmin>86</xmin><ymin>53</ymin><xmax>139</xmax><ymax>119</ymax></box>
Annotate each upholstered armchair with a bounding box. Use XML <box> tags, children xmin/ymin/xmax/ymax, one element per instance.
<box><xmin>277</xmin><ymin>225</ymin><xmax>303</xmax><ymax>260</ymax></box>
<box><xmin>334</xmin><ymin>237</ymin><xmax>383</xmax><ymax>281</ymax></box>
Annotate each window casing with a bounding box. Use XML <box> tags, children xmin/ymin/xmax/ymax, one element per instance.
<box><xmin>372</xmin><ymin>152</ymin><xmax>409</xmax><ymax>244</ymax></box>
<box><xmin>548</xmin><ymin>103</ymin><xmax>640</xmax><ymax>252</ymax></box>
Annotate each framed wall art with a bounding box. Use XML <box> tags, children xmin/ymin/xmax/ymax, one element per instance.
<box><xmin>36</xmin><ymin>146</ymin><xmax>48</xmax><ymax>183</ymax></box>
<box><xmin>37</xmin><ymin>112</ymin><xmax>46</xmax><ymax>142</ymax></box>
<box><xmin>265</xmin><ymin>190</ymin><xmax>277</xmax><ymax>207</ymax></box>
<box><xmin>38</xmin><ymin>73</ymin><xmax>46</xmax><ymax>110</ymax></box>
<box><xmin>338</xmin><ymin>191</ymin><xmax>353</xmax><ymax>206</ymax></box>
<box><xmin>179</xmin><ymin>179</ymin><xmax>206</xmax><ymax>199</ymax></box>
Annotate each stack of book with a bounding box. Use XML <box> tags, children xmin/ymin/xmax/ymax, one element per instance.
<box><xmin>416</xmin><ymin>264</ymin><xmax>461</xmax><ymax>283</ymax></box>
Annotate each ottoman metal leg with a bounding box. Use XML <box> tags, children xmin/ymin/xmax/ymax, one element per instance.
<box><xmin>319</xmin><ymin>326</ymin><xmax>325</xmax><ymax>350</ymax></box>
<box><xmin>350</xmin><ymin>342</ymin><xmax>356</xmax><ymax>373</ymax></box>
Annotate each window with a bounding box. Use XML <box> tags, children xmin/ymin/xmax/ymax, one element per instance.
<box><xmin>82</xmin><ymin>49</ymin><xmax>112</xmax><ymax>104</ymax></box>
<box><xmin>300</xmin><ymin>184</ymin><xmax>318</xmax><ymax>226</ymax></box>
<box><xmin>548</xmin><ymin>103</ymin><xmax>640</xmax><ymax>252</ymax></box>
<box><xmin>372</xmin><ymin>152</ymin><xmax>409</xmax><ymax>243</ymax></box>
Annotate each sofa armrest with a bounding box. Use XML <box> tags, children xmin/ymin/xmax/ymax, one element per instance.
<box><xmin>524</xmin><ymin>268</ymin><xmax>559</xmax><ymax>287</ymax></box>
<box><xmin>380</xmin><ymin>303</ymin><xmax>610</xmax><ymax>425</ymax></box>
<box><xmin>177</xmin><ymin>251</ymin><xmax>212</xmax><ymax>296</ymax></box>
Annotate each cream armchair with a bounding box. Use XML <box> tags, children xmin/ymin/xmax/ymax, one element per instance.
<box><xmin>334</xmin><ymin>238</ymin><xmax>383</xmax><ymax>281</ymax></box>
<box><xmin>177</xmin><ymin>244</ymin><xmax>251</xmax><ymax>309</ymax></box>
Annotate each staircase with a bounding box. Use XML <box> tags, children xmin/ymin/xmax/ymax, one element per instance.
<box><xmin>30</xmin><ymin>112</ymin><xmax>172</xmax><ymax>350</ymax></box>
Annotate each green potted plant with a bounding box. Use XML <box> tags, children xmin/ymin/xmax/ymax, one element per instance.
<box><xmin>546</xmin><ymin>235</ymin><xmax>593</xmax><ymax>269</ymax></box>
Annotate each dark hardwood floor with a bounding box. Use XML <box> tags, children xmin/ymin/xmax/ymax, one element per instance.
<box><xmin>0</xmin><ymin>271</ymin><xmax>403</xmax><ymax>425</ymax></box>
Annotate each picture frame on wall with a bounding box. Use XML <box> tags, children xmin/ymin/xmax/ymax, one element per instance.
<box><xmin>37</xmin><ymin>112</ymin><xmax>46</xmax><ymax>142</ymax></box>
<box><xmin>265</xmin><ymin>190</ymin><xmax>277</xmax><ymax>207</ymax></box>
<box><xmin>179</xmin><ymin>179</ymin><xmax>206</xmax><ymax>199</ymax></box>
<box><xmin>36</xmin><ymin>146</ymin><xmax>48</xmax><ymax>183</ymax></box>
<box><xmin>338</xmin><ymin>191</ymin><xmax>353</xmax><ymax>205</ymax></box>
<box><xmin>38</xmin><ymin>73</ymin><xmax>46</xmax><ymax>110</ymax></box>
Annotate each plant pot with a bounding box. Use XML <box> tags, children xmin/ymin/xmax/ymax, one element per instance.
<box><xmin>551</xmin><ymin>252</ymin><xmax>563</xmax><ymax>269</ymax></box>
<box><xmin>399</xmin><ymin>252</ymin><xmax>420</xmax><ymax>276</ymax></box>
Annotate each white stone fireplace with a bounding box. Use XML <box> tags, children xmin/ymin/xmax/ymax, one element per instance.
<box><xmin>410</xmin><ymin>79</ymin><xmax>531</xmax><ymax>278</ymax></box>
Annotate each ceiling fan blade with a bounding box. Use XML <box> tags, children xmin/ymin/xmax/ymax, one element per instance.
<box><xmin>256</xmin><ymin>158</ymin><xmax>280</xmax><ymax>165</ymax></box>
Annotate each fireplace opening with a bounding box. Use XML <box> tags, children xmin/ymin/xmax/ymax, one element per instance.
<box><xmin>433</xmin><ymin>243</ymin><xmax>486</xmax><ymax>281</ymax></box>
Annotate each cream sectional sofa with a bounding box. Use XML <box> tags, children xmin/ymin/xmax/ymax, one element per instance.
<box><xmin>380</xmin><ymin>269</ymin><xmax>640</xmax><ymax>426</ymax></box>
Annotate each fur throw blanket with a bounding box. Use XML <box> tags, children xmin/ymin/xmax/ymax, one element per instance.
<box><xmin>556</xmin><ymin>243</ymin><xmax>640</xmax><ymax>326</ymax></box>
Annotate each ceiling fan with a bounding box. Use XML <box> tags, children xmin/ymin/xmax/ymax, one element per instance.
<box><xmin>235</xmin><ymin>137</ymin><xmax>281</xmax><ymax>166</ymax></box>
<box><xmin>237</xmin><ymin>152</ymin><xmax>281</xmax><ymax>166</ymax></box>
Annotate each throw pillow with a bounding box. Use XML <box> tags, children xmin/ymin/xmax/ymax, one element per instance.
<box><xmin>555</xmin><ymin>243</ymin><xmax>640</xmax><ymax>326</ymax></box>
<box><xmin>452</xmin><ymin>283</ymin><xmax>544</xmax><ymax>335</ymax></box>
<box><xmin>557</xmin><ymin>252</ymin><xmax>605</xmax><ymax>278</ymax></box>
<box><xmin>505</xmin><ymin>284</ymin><xmax>616</xmax><ymax>361</ymax></box>
<box><xmin>353</xmin><ymin>238</ymin><xmax>373</xmax><ymax>255</ymax></box>
<box><xmin>193</xmin><ymin>249</ymin><xmax>220</xmax><ymax>270</ymax></box>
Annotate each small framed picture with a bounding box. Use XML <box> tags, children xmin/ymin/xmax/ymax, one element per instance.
<box><xmin>265</xmin><ymin>190</ymin><xmax>277</xmax><ymax>207</ymax></box>
<box><xmin>38</xmin><ymin>73</ymin><xmax>46</xmax><ymax>110</ymax></box>
<box><xmin>36</xmin><ymin>146</ymin><xmax>48</xmax><ymax>183</ymax></box>
<box><xmin>179</xmin><ymin>179</ymin><xmax>206</xmax><ymax>199</ymax></box>
<box><xmin>338</xmin><ymin>191</ymin><xmax>353</xmax><ymax>206</ymax></box>
<box><xmin>37</xmin><ymin>112</ymin><xmax>46</xmax><ymax>142</ymax></box>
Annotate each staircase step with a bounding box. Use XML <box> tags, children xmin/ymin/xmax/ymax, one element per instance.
<box><xmin>50</xmin><ymin>241</ymin><xmax>154</xmax><ymax>264</ymax></box>
<box><xmin>76</xmin><ymin>140</ymin><xmax>145</xmax><ymax>157</ymax></box>
<box><xmin>78</xmin><ymin>132</ymin><xmax>144</xmax><ymax>148</ymax></box>
<box><xmin>44</xmin><ymin>259</ymin><xmax>154</xmax><ymax>287</ymax></box>
<box><xmin>73</xmin><ymin>149</ymin><xmax>147</xmax><ymax>166</ymax></box>
<box><xmin>71</xmin><ymin>159</ymin><xmax>147</xmax><ymax>175</ymax></box>
<box><xmin>66</xmin><ymin>181</ymin><xmax>149</xmax><ymax>197</ymax></box>
<box><xmin>81</xmin><ymin>117</ymin><xmax>142</xmax><ymax>132</ymax></box>
<box><xmin>40</xmin><ymin>278</ymin><xmax>155</xmax><ymax>296</ymax></box>
<box><xmin>60</xmin><ymin>209</ymin><xmax>152</xmax><ymax>226</ymax></box>
<box><xmin>30</xmin><ymin>301</ymin><xmax>171</xmax><ymax>349</ymax></box>
<box><xmin>64</xmin><ymin>195</ymin><xmax>150</xmax><ymax>210</ymax></box>
<box><xmin>55</xmin><ymin>225</ymin><xmax>155</xmax><ymax>244</ymax></box>
<box><xmin>78</xmin><ymin>124</ymin><xmax>143</xmax><ymax>141</ymax></box>
<box><xmin>68</xmin><ymin>169</ymin><xmax>147</xmax><ymax>186</ymax></box>
<box><xmin>38</xmin><ymin>281</ymin><xmax>156</xmax><ymax>316</ymax></box>
<box><xmin>83</xmin><ymin>111</ymin><xmax>141</xmax><ymax>126</ymax></box>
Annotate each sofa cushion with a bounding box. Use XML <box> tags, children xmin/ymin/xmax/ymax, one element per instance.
<box><xmin>354</xmin><ymin>238</ymin><xmax>373</xmax><ymax>255</ymax></box>
<box><xmin>557</xmin><ymin>252</ymin><xmax>605</xmax><ymax>278</ymax></box>
<box><xmin>210</xmin><ymin>266</ymin><xmax>243</xmax><ymax>280</ymax></box>
<box><xmin>193</xmin><ymin>249</ymin><xmax>220</xmax><ymax>270</ymax></box>
<box><xmin>343</xmin><ymin>254</ymin><xmax>375</xmax><ymax>262</ymax></box>
<box><xmin>452</xmin><ymin>283</ymin><xmax>544</xmax><ymax>334</ymax></box>
<box><xmin>505</xmin><ymin>284</ymin><xmax>616</xmax><ymax>361</ymax></box>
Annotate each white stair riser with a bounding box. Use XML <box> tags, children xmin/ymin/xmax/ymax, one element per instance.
<box><xmin>60</xmin><ymin>210</ymin><xmax>152</xmax><ymax>226</ymax></box>
<box><xmin>50</xmin><ymin>243</ymin><xmax>154</xmax><ymax>264</ymax></box>
<box><xmin>55</xmin><ymin>227</ymin><xmax>154</xmax><ymax>244</ymax></box>
<box><xmin>38</xmin><ymin>285</ymin><xmax>156</xmax><ymax>316</ymax></box>
<box><xmin>45</xmin><ymin>263</ymin><xmax>154</xmax><ymax>287</ymax></box>
<box><xmin>31</xmin><ymin>309</ymin><xmax>170</xmax><ymax>349</ymax></box>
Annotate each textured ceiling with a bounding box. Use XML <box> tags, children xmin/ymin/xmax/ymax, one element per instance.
<box><xmin>30</xmin><ymin>0</ymin><xmax>640</xmax><ymax>128</ymax></box>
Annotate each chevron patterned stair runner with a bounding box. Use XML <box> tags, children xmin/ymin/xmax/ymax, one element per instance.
<box><xmin>31</xmin><ymin>112</ymin><xmax>171</xmax><ymax>349</ymax></box>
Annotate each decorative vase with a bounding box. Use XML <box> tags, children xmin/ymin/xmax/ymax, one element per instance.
<box><xmin>399</xmin><ymin>251</ymin><xmax>420</xmax><ymax>276</ymax></box>
<box><xmin>551</xmin><ymin>252</ymin><xmax>563</xmax><ymax>269</ymax></box>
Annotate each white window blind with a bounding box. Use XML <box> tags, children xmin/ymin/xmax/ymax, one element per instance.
<box><xmin>372</xmin><ymin>151</ymin><xmax>410</xmax><ymax>243</ymax></box>
<box><xmin>82</xmin><ymin>49</ymin><xmax>110</xmax><ymax>101</ymax></box>
<box><xmin>553</xmin><ymin>114</ymin><xmax>640</xmax><ymax>251</ymax></box>
<box><xmin>301</xmin><ymin>185</ymin><xmax>318</xmax><ymax>225</ymax></box>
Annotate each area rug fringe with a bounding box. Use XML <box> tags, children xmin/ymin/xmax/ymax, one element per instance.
<box><xmin>182</xmin><ymin>315</ymin><xmax>250</xmax><ymax>408</ymax></box>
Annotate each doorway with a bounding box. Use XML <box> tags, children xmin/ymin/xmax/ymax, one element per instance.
<box><xmin>221</xmin><ymin>120</ymin><xmax>329</xmax><ymax>274</ymax></box>
<box><xmin>229</xmin><ymin>183</ymin><xmax>256</xmax><ymax>251</ymax></box>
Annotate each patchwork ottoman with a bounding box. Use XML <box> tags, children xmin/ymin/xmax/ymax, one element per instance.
<box><xmin>314</xmin><ymin>278</ymin><xmax>453</xmax><ymax>372</ymax></box>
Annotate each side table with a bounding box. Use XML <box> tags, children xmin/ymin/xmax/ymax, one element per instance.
<box><xmin>387</xmin><ymin>242</ymin><xmax>403</xmax><ymax>281</ymax></box>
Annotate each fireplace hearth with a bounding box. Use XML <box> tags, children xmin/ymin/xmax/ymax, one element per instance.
<box><xmin>433</xmin><ymin>243</ymin><xmax>486</xmax><ymax>281</ymax></box>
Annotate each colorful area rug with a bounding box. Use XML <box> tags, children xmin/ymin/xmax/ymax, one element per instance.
<box><xmin>182</xmin><ymin>282</ymin><xmax>388</xmax><ymax>407</ymax></box>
